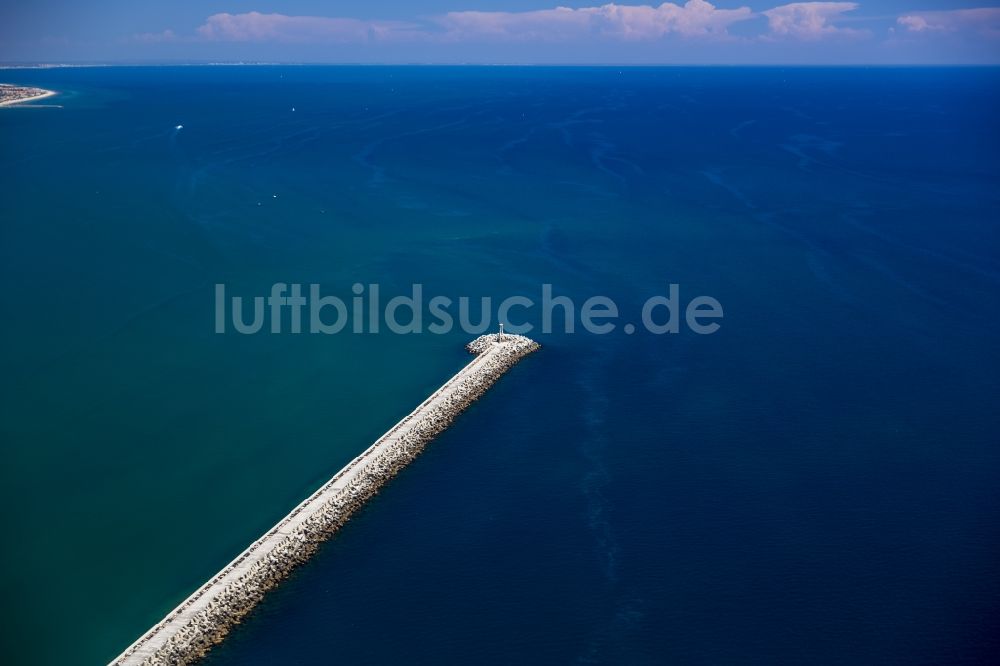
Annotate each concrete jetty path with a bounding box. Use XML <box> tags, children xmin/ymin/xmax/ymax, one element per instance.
<box><xmin>110</xmin><ymin>334</ymin><xmax>538</xmax><ymax>665</ymax></box>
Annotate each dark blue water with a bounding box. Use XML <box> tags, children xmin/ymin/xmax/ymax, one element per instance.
<box><xmin>1</xmin><ymin>67</ymin><xmax>998</xmax><ymax>665</ymax></box>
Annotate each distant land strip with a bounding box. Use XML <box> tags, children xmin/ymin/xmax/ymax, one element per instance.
<box><xmin>0</xmin><ymin>83</ymin><xmax>57</xmax><ymax>106</ymax></box>
<box><xmin>111</xmin><ymin>333</ymin><xmax>540</xmax><ymax>665</ymax></box>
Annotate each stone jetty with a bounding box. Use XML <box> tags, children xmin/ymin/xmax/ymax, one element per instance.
<box><xmin>110</xmin><ymin>334</ymin><xmax>539</xmax><ymax>665</ymax></box>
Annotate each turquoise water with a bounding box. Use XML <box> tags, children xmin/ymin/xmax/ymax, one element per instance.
<box><xmin>1</xmin><ymin>67</ymin><xmax>998</xmax><ymax>664</ymax></box>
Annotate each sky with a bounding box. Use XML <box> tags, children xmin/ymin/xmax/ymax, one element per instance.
<box><xmin>1</xmin><ymin>1</ymin><xmax>999</xmax><ymax>64</ymax></box>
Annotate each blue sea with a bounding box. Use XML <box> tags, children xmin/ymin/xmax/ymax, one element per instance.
<box><xmin>1</xmin><ymin>66</ymin><xmax>998</xmax><ymax>665</ymax></box>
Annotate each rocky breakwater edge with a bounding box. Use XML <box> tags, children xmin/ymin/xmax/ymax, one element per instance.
<box><xmin>111</xmin><ymin>334</ymin><xmax>539</xmax><ymax>665</ymax></box>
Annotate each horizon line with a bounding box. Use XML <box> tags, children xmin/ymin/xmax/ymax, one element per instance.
<box><xmin>3</xmin><ymin>61</ymin><xmax>1000</xmax><ymax>69</ymax></box>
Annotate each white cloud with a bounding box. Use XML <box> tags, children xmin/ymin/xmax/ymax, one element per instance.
<box><xmin>897</xmin><ymin>8</ymin><xmax>1000</xmax><ymax>38</ymax></box>
<box><xmin>896</xmin><ymin>16</ymin><xmax>939</xmax><ymax>34</ymax></box>
<box><xmin>180</xmin><ymin>3</ymin><xmax>755</xmax><ymax>45</ymax></box>
<box><xmin>143</xmin><ymin>3</ymin><xmax>1000</xmax><ymax>51</ymax></box>
<box><xmin>437</xmin><ymin>1</ymin><xmax>755</xmax><ymax>41</ymax></box>
<box><xmin>763</xmin><ymin>2</ymin><xmax>866</xmax><ymax>41</ymax></box>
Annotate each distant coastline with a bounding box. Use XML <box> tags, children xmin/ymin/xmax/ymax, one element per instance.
<box><xmin>0</xmin><ymin>83</ymin><xmax>57</xmax><ymax>106</ymax></box>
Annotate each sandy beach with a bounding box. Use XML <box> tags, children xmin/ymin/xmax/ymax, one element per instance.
<box><xmin>0</xmin><ymin>85</ymin><xmax>57</xmax><ymax>106</ymax></box>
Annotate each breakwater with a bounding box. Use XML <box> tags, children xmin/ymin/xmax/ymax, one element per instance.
<box><xmin>111</xmin><ymin>334</ymin><xmax>539</xmax><ymax>665</ymax></box>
